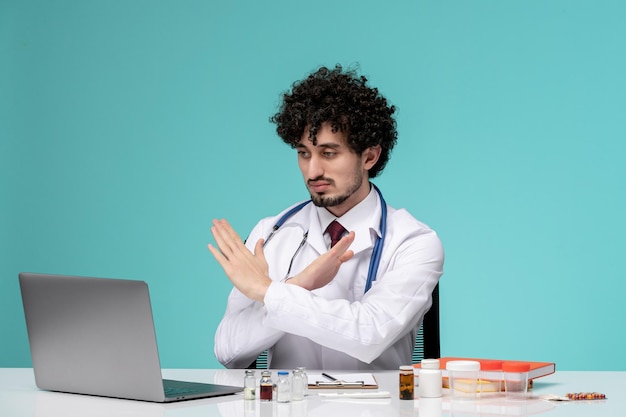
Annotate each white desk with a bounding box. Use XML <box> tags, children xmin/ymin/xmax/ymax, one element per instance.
<box><xmin>1</xmin><ymin>368</ymin><xmax>623</xmax><ymax>417</ymax></box>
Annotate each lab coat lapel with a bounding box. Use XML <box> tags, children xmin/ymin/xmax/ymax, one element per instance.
<box><xmin>303</xmin><ymin>204</ymin><xmax>327</xmax><ymax>255</ymax></box>
<box><xmin>349</xmin><ymin>224</ymin><xmax>377</xmax><ymax>255</ymax></box>
<box><xmin>354</xmin><ymin>191</ymin><xmax>383</xmax><ymax>255</ymax></box>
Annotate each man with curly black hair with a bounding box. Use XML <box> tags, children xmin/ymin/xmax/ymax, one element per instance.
<box><xmin>209</xmin><ymin>65</ymin><xmax>444</xmax><ymax>370</ymax></box>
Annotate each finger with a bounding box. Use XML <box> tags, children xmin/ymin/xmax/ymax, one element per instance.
<box><xmin>211</xmin><ymin>219</ymin><xmax>244</xmax><ymax>257</ymax></box>
<box><xmin>207</xmin><ymin>243</ymin><xmax>232</xmax><ymax>273</ymax></box>
<box><xmin>338</xmin><ymin>250</ymin><xmax>354</xmax><ymax>263</ymax></box>
<box><xmin>254</xmin><ymin>238</ymin><xmax>267</xmax><ymax>264</ymax></box>
<box><xmin>216</xmin><ymin>218</ymin><xmax>245</xmax><ymax>247</ymax></box>
<box><xmin>213</xmin><ymin>219</ymin><xmax>262</xmax><ymax>273</ymax></box>
<box><xmin>211</xmin><ymin>224</ymin><xmax>234</xmax><ymax>259</ymax></box>
<box><xmin>207</xmin><ymin>243</ymin><xmax>222</xmax><ymax>261</ymax></box>
<box><xmin>330</xmin><ymin>231</ymin><xmax>355</xmax><ymax>254</ymax></box>
<box><xmin>212</xmin><ymin>219</ymin><xmax>235</xmax><ymax>246</ymax></box>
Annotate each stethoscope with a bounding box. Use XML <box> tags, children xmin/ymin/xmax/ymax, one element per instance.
<box><xmin>263</xmin><ymin>184</ymin><xmax>387</xmax><ymax>293</ymax></box>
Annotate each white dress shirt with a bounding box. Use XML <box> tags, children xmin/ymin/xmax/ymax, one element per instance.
<box><xmin>214</xmin><ymin>186</ymin><xmax>444</xmax><ymax>370</ymax></box>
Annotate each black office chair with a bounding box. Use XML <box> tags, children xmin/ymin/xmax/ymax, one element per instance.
<box><xmin>412</xmin><ymin>283</ymin><xmax>440</xmax><ymax>363</ymax></box>
<box><xmin>249</xmin><ymin>283</ymin><xmax>440</xmax><ymax>369</ymax></box>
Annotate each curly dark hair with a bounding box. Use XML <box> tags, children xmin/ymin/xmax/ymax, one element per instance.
<box><xmin>270</xmin><ymin>65</ymin><xmax>397</xmax><ymax>178</ymax></box>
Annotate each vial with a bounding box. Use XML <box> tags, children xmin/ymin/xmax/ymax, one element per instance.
<box><xmin>243</xmin><ymin>369</ymin><xmax>256</xmax><ymax>400</ymax></box>
<box><xmin>259</xmin><ymin>370</ymin><xmax>273</xmax><ymax>401</ymax></box>
<box><xmin>276</xmin><ymin>371</ymin><xmax>291</xmax><ymax>403</ymax></box>
<box><xmin>419</xmin><ymin>358</ymin><xmax>442</xmax><ymax>398</ymax></box>
<box><xmin>296</xmin><ymin>366</ymin><xmax>308</xmax><ymax>396</ymax></box>
<box><xmin>291</xmin><ymin>368</ymin><xmax>306</xmax><ymax>401</ymax></box>
<box><xmin>399</xmin><ymin>365</ymin><xmax>414</xmax><ymax>400</ymax></box>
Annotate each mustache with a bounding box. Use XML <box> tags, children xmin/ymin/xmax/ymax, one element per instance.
<box><xmin>307</xmin><ymin>176</ymin><xmax>334</xmax><ymax>185</ymax></box>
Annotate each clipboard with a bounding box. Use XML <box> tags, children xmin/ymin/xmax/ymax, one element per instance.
<box><xmin>307</xmin><ymin>373</ymin><xmax>379</xmax><ymax>389</ymax></box>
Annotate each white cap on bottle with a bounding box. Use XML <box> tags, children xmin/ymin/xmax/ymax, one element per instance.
<box><xmin>421</xmin><ymin>358</ymin><xmax>440</xmax><ymax>369</ymax></box>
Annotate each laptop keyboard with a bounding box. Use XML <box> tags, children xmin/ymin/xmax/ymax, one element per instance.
<box><xmin>163</xmin><ymin>379</ymin><xmax>210</xmax><ymax>397</ymax></box>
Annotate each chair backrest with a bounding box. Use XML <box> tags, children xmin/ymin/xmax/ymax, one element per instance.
<box><xmin>250</xmin><ymin>283</ymin><xmax>440</xmax><ymax>369</ymax></box>
<box><xmin>412</xmin><ymin>283</ymin><xmax>440</xmax><ymax>363</ymax></box>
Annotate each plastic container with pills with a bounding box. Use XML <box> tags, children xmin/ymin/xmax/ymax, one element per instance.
<box><xmin>446</xmin><ymin>360</ymin><xmax>480</xmax><ymax>400</ymax></box>
<box><xmin>503</xmin><ymin>361</ymin><xmax>531</xmax><ymax>400</ymax></box>
<box><xmin>479</xmin><ymin>359</ymin><xmax>503</xmax><ymax>398</ymax></box>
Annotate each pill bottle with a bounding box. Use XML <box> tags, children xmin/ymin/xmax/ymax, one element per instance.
<box><xmin>479</xmin><ymin>360</ymin><xmax>503</xmax><ymax>398</ymax></box>
<box><xmin>243</xmin><ymin>369</ymin><xmax>256</xmax><ymax>400</ymax></box>
<box><xmin>446</xmin><ymin>360</ymin><xmax>480</xmax><ymax>400</ymax></box>
<box><xmin>419</xmin><ymin>358</ymin><xmax>442</xmax><ymax>398</ymax></box>
<box><xmin>276</xmin><ymin>371</ymin><xmax>291</xmax><ymax>403</ymax></box>
<box><xmin>502</xmin><ymin>362</ymin><xmax>530</xmax><ymax>400</ymax></box>
<box><xmin>399</xmin><ymin>365</ymin><xmax>415</xmax><ymax>400</ymax></box>
<box><xmin>259</xmin><ymin>370</ymin><xmax>273</xmax><ymax>401</ymax></box>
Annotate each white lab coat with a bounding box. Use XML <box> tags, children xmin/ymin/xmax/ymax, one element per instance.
<box><xmin>214</xmin><ymin>188</ymin><xmax>444</xmax><ymax>370</ymax></box>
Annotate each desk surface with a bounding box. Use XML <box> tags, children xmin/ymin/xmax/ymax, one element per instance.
<box><xmin>1</xmin><ymin>368</ymin><xmax>623</xmax><ymax>417</ymax></box>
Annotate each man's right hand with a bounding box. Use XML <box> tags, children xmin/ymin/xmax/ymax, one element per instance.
<box><xmin>287</xmin><ymin>231</ymin><xmax>355</xmax><ymax>291</ymax></box>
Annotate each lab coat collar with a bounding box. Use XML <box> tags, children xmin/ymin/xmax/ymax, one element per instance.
<box><xmin>274</xmin><ymin>186</ymin><xmax>384</xmax><ymax>257</ymax></box>
<box><xmin>314</xmin><ymin>186</ymin><xmax>383</xmax><ymax>256</ymax></box>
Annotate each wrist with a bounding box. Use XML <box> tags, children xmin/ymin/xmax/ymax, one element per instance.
<box><xmin>254</xmin><ymin>278</ymin><xmax>271</xmax><ymax>303</ymax></box>
<box><xmin>284</xmin><ymin>276</ymin><xmax>310</xmax><ymax>290</ymax></box>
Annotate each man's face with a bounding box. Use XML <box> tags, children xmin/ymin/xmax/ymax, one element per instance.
<box><xmin>296</xmin><ymin>123</ymin><xmax>374</xmax><ymax>217</ymax></box>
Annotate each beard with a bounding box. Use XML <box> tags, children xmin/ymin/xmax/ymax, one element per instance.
<box><xmin>308</xmin><ymin>167</ymin><xmax>364</xmax><ymax>208</ymax></box>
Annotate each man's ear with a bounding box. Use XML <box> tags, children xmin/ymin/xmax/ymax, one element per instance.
<box><xmin>362</xmin><ymin>145</ymin><xmax>382</xmax><ymax>171</ymax></box>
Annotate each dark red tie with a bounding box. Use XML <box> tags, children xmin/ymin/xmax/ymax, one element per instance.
<box><xmin>326</xmin><ymin>220</ymin><xmax>347</xmax><ymax>248</ymax></box>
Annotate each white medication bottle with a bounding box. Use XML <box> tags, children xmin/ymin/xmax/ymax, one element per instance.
<box><xmin>479</xmin><ymin>360</ymin><xmax>503</xmax><ymax>398</ymax></box>
<box><xmin>419</xmin><ymin>358</ymin><xmax>442</xmax><ymax>398</ymax></box>
<box><xmin>276</xmin><ymin>371</ymin><xmax>291</xmax><ymax>403</ymax></box>
<box><xmin>446</xmin><ymin>360</ymin><xmax>480</xmax><ymax>400</ymax></box>
<box><xmin>243</xmin><ymin>369</ymin><xmax>256</xmax><ymax>400</ymax></box>
<box><xmin>502</xmin><ymin>362</ymin><xmax>530</xmax><ymax>400</ymax></box>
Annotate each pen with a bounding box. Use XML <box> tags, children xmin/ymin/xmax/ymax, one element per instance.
<box><xmin>322</xmin><ymin>372</ymin><xmax>338</xmax><ymax>381</ymax></box>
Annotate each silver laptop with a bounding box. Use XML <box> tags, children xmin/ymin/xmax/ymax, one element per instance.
<box><xmin>19</xmin><ymin>272</ymin><xmax>242</xmax><ymax>402</ymax></box>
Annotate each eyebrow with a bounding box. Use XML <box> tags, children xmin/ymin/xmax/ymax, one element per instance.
<box><xmin>296</xmin><ymin>142</ymin><xmax>342</xmax><ymax>150</ymax></box>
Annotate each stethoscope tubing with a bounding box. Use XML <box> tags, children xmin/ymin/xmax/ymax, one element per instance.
<box><xmin>264</xmin><ymin>185</ymin><xmax>387</xmax><ymax>293</ymax></box>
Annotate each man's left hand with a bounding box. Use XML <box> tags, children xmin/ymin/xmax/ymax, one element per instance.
<box><xmin>208</xmin><ymin>218</ymin><xmax>271</xmax><ymax>302</ymax></box>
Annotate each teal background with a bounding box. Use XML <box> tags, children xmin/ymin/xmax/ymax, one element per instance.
<box><xmin>2</xmin><ymin>0</ymin><xmax>624</xmax><ymax>370</ymax></box>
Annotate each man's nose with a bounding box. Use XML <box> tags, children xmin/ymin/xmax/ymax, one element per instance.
<box><xmin>306</xmin><ymin>155</ymin><xmax>324</xmax><ymax>179</ymax></box>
